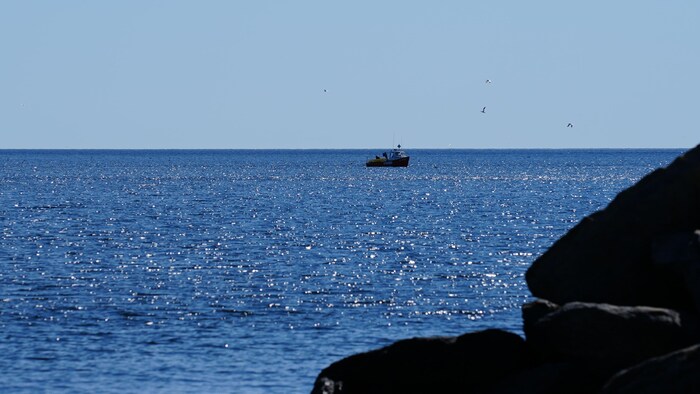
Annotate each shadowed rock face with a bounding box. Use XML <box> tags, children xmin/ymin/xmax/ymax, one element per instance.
<box><xmin>601</xmin><ymin>344</ymin><xmax>700</xmax><ymax>394</ymax></box>
<box><xmin>478</xmin><ymin>361</ymin><xmax>614</xmax><ymax>394</ymax></box>
<box><xmin>523</xmin><ymin>301</ymin><xmax>695</xmax><ymax>368</ymax></box>
<box><xmin>526</xmin><ymin>144</ymin><xmax>700</xmax><ymax>309</ymax></box>
<box><xmin>651</xmin><ymin>230</ymin><xmax>700</xmax><ymax>313</ymax></box>
<box><xmin>311</xmin><ymin>329</ymin><xmax>528</xmax><ymax>394</ymax></box>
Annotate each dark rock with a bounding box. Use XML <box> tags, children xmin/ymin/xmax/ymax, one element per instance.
<box><xmin>526</xmin><ymin>144</ymin><xmax>700</xmax><ymax>309</ymax></box>
<box><xmin>651</xmin><ymin>230</ymin><xmax>700</xmax><ymax>265</ymax></box>
<box><xmin>524</xmin><ymin>302</ymin><xmax>693</xmax><ymax>370</ymax></box>
<box><xmin>480</xmin><ymin>361</ymin><xmax>611</xmax><ymax>394</ymax></box>
<box><xmin>311</xmin><ymin>329</ymin><xmax>529</xmax><ymax>394</ymax></box>
<box><xmin>522</xmin><ymin>299</ymin><xmax>559</xmax><ymax>342</ymax></box>
<box><xmin>601</xmin><ymin>344</ymin><xmax>700</xmax><ymax>394</ymax></box>
<box><xmin>651</xmin><ymin>231</ymin><xmax>700</xmax><ymax>314</ymax></box>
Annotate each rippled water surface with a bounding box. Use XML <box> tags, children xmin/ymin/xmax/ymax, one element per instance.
<box><xmin>0</xmin><ymin>149</ymin><xmax>683</xmax><ymax>393</ymax></box>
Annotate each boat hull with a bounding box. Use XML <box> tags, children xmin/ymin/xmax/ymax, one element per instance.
<box><xmin>366</xmin><ymin>157</ymin><xmax>410</xmax><ymax>167</ymax></box>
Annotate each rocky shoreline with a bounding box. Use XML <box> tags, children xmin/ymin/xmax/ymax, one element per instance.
<box><xmin>312</xmin><ymin>144</ymin><xmax>700</xmax><ymax>393</ymax></box>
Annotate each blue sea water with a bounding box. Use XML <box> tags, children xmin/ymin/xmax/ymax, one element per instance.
<box><xmin>0</xmin><ymin>148</ymin><xmax>684</xmax><ymax>393</ymax></box>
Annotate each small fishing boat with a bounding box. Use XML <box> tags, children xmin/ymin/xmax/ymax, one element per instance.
<box><xmin>366</xmin><ymin>145</ymin><xmax>410</xmax><ymax>167</ymax></box>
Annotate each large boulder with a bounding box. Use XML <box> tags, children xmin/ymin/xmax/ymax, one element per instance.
<box><xmin>601</xmin><ymin>344</ymin><xmax>700</xmax><ymax>394</ymax></box>
<box><xmin>523</xmin><ymin>301</ymin><xmax>696</xmax><ymax>369</ymax></box>
<box><xmin>311</xmin><ymin>329</ymin><xmax>529</xmax><ymax>394</ymax></box>
<box><xmin>526</xmin><ymin>144</ymin><xmax>700</xmax><ymax>309</ymax></box>
<box><xmin>651</xmin><ymin>230</ymin><xmax>700</xmax><ymax>313</ymax></box>
<box><xmin>522</xmin><ymin>299</ymin><xmax>560</xmax><ymax>343</ymax></box>
<box><xmin>479</xmin><ymin>361</ymin><xmax>613</xmax><ymax>394</ymax></box>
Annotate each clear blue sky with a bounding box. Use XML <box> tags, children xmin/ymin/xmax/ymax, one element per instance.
<box><xmin>2</xmin><ymin>1</ymin><xmax>698</xmax><ymax>149</ymax></box>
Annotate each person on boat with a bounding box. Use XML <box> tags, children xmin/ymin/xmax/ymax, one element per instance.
<box><xmin>383</xmin><ymin>152</ymin><xmax>387</xmax><ymax>159</ymax></box>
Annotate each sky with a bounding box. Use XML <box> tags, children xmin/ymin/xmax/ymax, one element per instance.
<box><xmin>1</xmin><ymin>1</ymin><xmax>699</xmax><ymax>149</ymax></box>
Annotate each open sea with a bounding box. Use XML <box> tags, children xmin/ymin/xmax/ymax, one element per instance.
<box><xmin>0</xmin><ymin>148</ymin><xmax>684</xmax><ymax>393</ymax></box>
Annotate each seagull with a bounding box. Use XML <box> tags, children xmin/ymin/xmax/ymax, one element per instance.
<box><xmin>485</xmin><ymin>79</ymin><xmax>492</xmax><ymax>84</ymax></box>
<box><xmin>567</xmin><ymin>123</ymin><xmax>573</xmax><ymax>128</ymax></box>
<box><xmin>481</xmin><ymin>107</ymin><xmax>486</xmax><ymax>113</ymax></box>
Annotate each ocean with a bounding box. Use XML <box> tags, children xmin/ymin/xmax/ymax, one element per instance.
<box><xmin>0</xmin><ymin>149</ymin><xmax>684</xmax><ymax>393</ymax></box>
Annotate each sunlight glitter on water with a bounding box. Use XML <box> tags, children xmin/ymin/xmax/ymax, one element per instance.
<box><xmin>0</xmin><ymin>149</ymin><xmax>681</xmax><ymax>393</ymax></box>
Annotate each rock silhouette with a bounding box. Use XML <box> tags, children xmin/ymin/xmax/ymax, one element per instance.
<box><xmin>312</xmin><ymin>330</ymin><xmax>527</xmax><ymax>394</ymax></box>
<box><xmin>526</xmin><ymin>145</ymin><xmax>700</xmax><ymax>310</ymax></box>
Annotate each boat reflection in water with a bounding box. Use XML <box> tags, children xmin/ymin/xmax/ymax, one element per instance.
<box><xmin>366</xmin><ymin>145</ymin><xmax>410</xmax><ymax>167</ymax></box>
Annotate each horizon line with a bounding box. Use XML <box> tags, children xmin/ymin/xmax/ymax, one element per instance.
<box><xmin>0</xmin><ymin>146</ymin><xmax>690</xmax><ymax>151</ymax></box>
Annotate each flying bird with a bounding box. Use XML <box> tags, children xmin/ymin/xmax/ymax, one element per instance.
<box><xmin>567</xmin><ymin>123</ymin><xmax>573</xmax><ymax>128</ymax></box>
<box><xmin>485</xmin><ymin>79</ymin><xmax>492</xmax><ymax>84</ymax></box>
<box><xmin>481</xmin><ymin>107</ymin><xmax>486</xmax><ymax>113</ymax></box>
